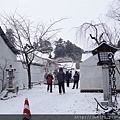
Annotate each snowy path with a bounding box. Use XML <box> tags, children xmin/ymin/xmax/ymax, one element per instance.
<box><xmin>0</xmin><ymin>83</ymin><xmax>108</xmax><ymax>114</ymax></box>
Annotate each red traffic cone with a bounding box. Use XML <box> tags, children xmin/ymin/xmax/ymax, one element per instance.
<box><xmin>23</xmin><ymin>98</ymin><xmax>31</xmax><ymax>120</ymax></box>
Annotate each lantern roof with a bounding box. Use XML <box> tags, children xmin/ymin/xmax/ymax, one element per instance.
<box><xmin>92</xmin><ymin>41</ymin><xmax>118</xmax><ymax>55</ymax></box>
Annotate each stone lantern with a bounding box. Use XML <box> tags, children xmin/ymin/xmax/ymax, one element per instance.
<box><xmin>92</xmin><ymin>41</ymin><xmax>117</xmax><ymax>65</ymax></box>
<box><xmin>6</xmin><ymin>65</ymin><xmax>16</xmax><ymax>92</ymax></box>
<box><xmin>92</xmin><ymin>41</ymin><xmax>118</xmax><ymax>107</ymax></box>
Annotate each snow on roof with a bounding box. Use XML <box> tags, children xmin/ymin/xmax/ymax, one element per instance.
<box><xmin>81</xmin><ymin>53</ymin><xmax>92</xmax><ymax>62</ymax></box>
<box><xmin>81</xmin><ymin>50</ymin><xmax>120</xmax><ymax>66</ymax></box>
<box><xmin>114</xmin><ymin>50</ymin><xmax>120</xmax><ymax>60</ymax></box>
<box><xmin>81</xmin><ymin>54</ymin><xmax>98</xmax><ymax>66</ymax></box>
<box><xmin>58</xmin><ymin>62</ymin><xmax>76</xmax><ymax>69</ymax></box>
<box><xmin>37</xmin><ymin>52</ymin><xmax>49</xmax><ymax>59</ymax></box>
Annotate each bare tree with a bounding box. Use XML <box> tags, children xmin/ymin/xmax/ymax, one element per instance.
<box><xmin>76</xmin><ymin>21</ymin><xmax>115</xmax><ymax>49</ymax></box>
<box><xmin>0</xmin><ymin>60</ymin><xmax>8</xmax><ymax>93</ymax></box>
<box><xmin>6</xmin><ymin>28</ymin><xmax>16</xmax><ymax>46</ymax></box>
<box><xmin>107</xmin><ymin>0</ymin><xmax>120</xmax><ymax>47</ymax></box>
<box><xmin>77</xmin><ymin>0</ymin><xmax>120</xmax><ymax>49</ymax></box>
<box><xmin>0</xmin><ymin>13</ymin><xmax>65</xmax><ymax>89</ymax></box>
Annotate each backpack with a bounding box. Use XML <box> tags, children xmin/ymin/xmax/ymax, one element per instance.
<box><xmin>47</xmin><ymin>75</ymin><xmax>52</xmax><ymax>83</ymax></box>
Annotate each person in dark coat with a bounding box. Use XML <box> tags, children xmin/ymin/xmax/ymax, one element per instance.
<box><xmin>69</xmin><ymin>71</ymin><xmax>72</xmax><ymax>79</ymax></box>
<box><xmin>72</xmin><ymin>71</ymin><xmax>79</xmax><ymax>89</ymax></box>
<box><xmin>46</xmin><ymin>73</ymin><xmax>53</xmax><ymax>93</ymax></box>
<box><xmin>65</xmin><ymin>71</ymin><xmax>70</xmax><ymax>87</ymax></box>
<box><xmin>57</xmin><ymin>67</ymin><xmax>65</xmax><ymax>94</ymax></box>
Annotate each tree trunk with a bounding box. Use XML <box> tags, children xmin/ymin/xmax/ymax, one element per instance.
<box><xmin>27</xmin><ymin>64</ymin><xmax>31</xmax><ymax>89</ymax></box>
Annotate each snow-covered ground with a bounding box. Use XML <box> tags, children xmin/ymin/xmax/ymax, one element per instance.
<box><xmin>0</xmin><ymin>83</ymin><xmax>119</xmax><ymax>115</ymax></box>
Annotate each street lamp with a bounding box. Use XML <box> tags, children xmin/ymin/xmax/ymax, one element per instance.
<box><xmin>92</xmin><ymin>41</ymin><xmax>118</xmax><ymax>107</ymax></box>
<box><xmin>92</xmin><ymin>42</ymin><xmax>117</xmax><ymax>66</ymax></box>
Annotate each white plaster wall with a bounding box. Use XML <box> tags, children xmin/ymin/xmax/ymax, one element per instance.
<box><xmin>0</xmin><ymin>36</ymin><xmax>16</xmax><ymax>60</ymax></box>
<box><xmin>114</xmin><ymin>61</ymin><xmax>120</xmax><ymax>90</ymax></box>
<box><xmin>0</xmin><ymin>60</ymin><xmax>45</xmax><ymax>91</ymax></box>
<box><xmin>15</xmin><ymin>61</ymin><xmax>45</xmax><ymax>89</ymax></box>
<box><xmin>14</xmin><ymin>61</ymin><xmax>27</xmax><ymax>89</ymax></box>
<box><xmin>31</xmin><ymin>64</ymin><xmax>45</xmax><ymax>82</ymax></box>
<box><xmin>0</xmin><ymin>36</ymin><xmax>17</xmax><ymax>92</ymax></box>
<box><xmin>80</xmin><ymin>55</ymin><xmax>120</xmax><ymax>91</ymax></box>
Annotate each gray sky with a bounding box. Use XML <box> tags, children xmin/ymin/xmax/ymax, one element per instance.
<box><xmin>0</xmin><ymin>0</ymin><xmax>113</xmax><ymax>49</ymax></box>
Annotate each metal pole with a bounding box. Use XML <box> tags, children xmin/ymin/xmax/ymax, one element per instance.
<box><xmin>108</xmin><ymin>66</ymin><xmax>113</xmax><ymax>107</ymax></box>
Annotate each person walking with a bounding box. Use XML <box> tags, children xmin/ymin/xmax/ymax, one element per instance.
<box><xmin>72</xmin><ymin>71</ymin><xmax>79</xmax><ymax>89</ymax></box>
<box><xmin>65</xmin><ymin>71</ymin><xmax>70</xmax><ymax>87</ymax></box>
<box><xmin>46</xmin><ymin>73</ymin><xmax>53</xmax><ymax>93</ymax></box>
<box><xmin>69</xmin><ymin>71</ymin><xmax>72</xmax><ymax>79</ymax></box>
<box><xmin>57</xmin><ymin>67</ymin><xmax>65</xmax><ymax>94</ymax></box>
<box><xmin>53</xmin><ymin>69</ymin><xmax>58</xmax><ymax>88</ymax></box>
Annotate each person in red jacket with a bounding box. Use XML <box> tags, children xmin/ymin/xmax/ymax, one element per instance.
<box><xmin>46</xmin><ymin>73</ymin><xmax>53</xmax><ymax>93</ymax></box>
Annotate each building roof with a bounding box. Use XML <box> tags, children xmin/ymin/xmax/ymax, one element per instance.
<box><xmin>92</xmin><ymin>42</ymin><xmax>118</xmax><ymax>55</ymax></box>
<box><xmin>0</xmin><ymin>27</ymin><xmax>19</xmax><ymax>55</ymax></box>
